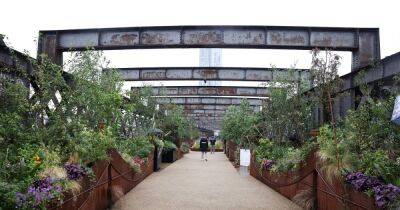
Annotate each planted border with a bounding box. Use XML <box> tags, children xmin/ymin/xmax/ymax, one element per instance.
<box><xmin>50</xmin><ymin>149</ymin><xmax>154</xmax><ymax>210</ymax></box>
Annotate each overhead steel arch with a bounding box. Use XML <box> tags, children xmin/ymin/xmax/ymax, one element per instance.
<box><xmin>38</xmin><ymin>25</ymin><xmax>380</xmax><ymax>70</ymax></box>
<box><xmin>111</xmin><ymin>67</ymin><xmax>309</xmax><ymax>82</ymax></box>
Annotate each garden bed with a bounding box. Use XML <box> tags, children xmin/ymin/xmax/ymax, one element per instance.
<box><xmin>250</xmin><ymin>150</ymin><xmax>378</xmax><ymax>210</ymax></box>
<box><xmin>226</xmin><ymin>141</ymin><xmax>237</xmax><ymax>162</ymax></box>
<box><xmin>162</xmin><ymin>149</ymin><xmax>178</xmax><ymax>163</ymax></box>
<box><xmin>51</xmin><ymin>149</ymin><xmax>154</xmax><ymax>210</ymax></box>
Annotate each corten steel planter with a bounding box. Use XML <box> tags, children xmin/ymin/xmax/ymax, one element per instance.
<box><xmin>162</xmin><ymin>149</ymin><xmax>178</xmax><ymax>163</ymax></box>
<box><xmin>153</xmin><ymin>145</ymin><xmax>162</xmax><ymax>171</ymax></box>
<box><xmin>250</xmin><ymin>150</ymin><xmax>378</xmax><ymax>210</ymax></box>
<box><xmin>51</xmin><ymin>149</ymin><xmax>154</xmax><ymax>210</ymax></box>
<box><xmin>226</xmin><ymin>141</ymin><xmax>237</xmax><ymax>162</ymax></box>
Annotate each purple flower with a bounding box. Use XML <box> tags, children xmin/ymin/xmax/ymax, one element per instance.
<box><xmin>262</xmin><ymin>159</ymin><xmax>275</xmax><ymax>170</ymax></box>
<box><xmin>15</xmin><ymin>193</ymin><xmax>26</xmax><ymax>208</ymax></box>
<box><xmin>64</xmin><ymin>163</ymin><xmax>87</xmax><ymax>180</ymax></box>
<box><xmin>15</xmin><ymin>177</ymin><xmax>63</xmax><ymax>209</ymax></box>
<box><xmin>345</xmin><ymin>172</ymin><xmax>382</xmax><ymax>191</ymax></box>
<box><xmin>373</xmin><ymin>184</ymin><xmax>400</xmax><ymax>208</ymax></box>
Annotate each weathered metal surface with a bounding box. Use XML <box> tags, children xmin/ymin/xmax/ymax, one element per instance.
<box><xmin>310</xmin><ymin>31</ymin><xmax>355</xmax><ymax>47</ymax></box>
<box><xmin>39</xmin><ymin>26</ymin><xmax>381</xmax><ymax>70</ymax></box>
<box><xmin>223</xmin><ymin>30</ymin><xmax>264</xmax><ymax>45</ymax></box>
<box><xmin>114</xmin><ymin>67</ymin><xmax>309</xmax><ymax>82</ymax></box>
<box><xmin>59</xmin><ymin>32</ymin><xmax>98</xmax><ymax>48</ymax></box>
<box><xmin>101</xmin><ymin>31</ymin><xmax>139</xmax><ymax>46</ymax></box>
<box><xmin>133</xmin><ymin>86</ymin><xmax>269</xmax><ymax>97</ymax></box>
<box><xmin>183</xmin><ymin>30</ymin><xmax>223</xmax><ymax>45</ymax></box>
<box><xmin>267</xmin><ymin>30</ymin><xmax>309</xmax><ymax>46</ymax></box>
<box><xmin>155</xmin><ymin>97</ymin><xmax>265</xmax><ymax>106</ymax></box>
<box><xmin>141</xmin><ymin>30</ymin><xmax>180</xmax><ymax>45</ymax></box>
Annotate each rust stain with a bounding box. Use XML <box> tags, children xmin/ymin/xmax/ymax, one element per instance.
<box><xmin>313</xmin><ymin>37</ymin><xmax>333</xmax><ymax>46</ymax></box>
<box><xmin>141</xmin><ymin>71</ymin><xmax>165</xmax><ymax>79</ymax></box>
<box><xmin>179</xmin><ymin>87</ymin><xmax>198</xmax><ymax>95</ymax></box>
<box><xmin>187</xmin><ymin>31</ymin><xmax>222</xmax><ymax>44</ymax></box>
<box><xmin>141</xmin><ymin>33</ymin><xmax>173</xmax><ymax>45</ymax></box>
<box><xmin>109</xmin><ymin>33</ymin><xmax>138</xmax><ymax>45</ymax></box>
<box><xmin>217</xmin><ymin>87</ymin><xmax>236</xmax><ymax>95</ymax></box>
<box><xmin>198</xmin><ymin>87</ymin><xmax>217</xmax><ymax>95</ymax></box>
<box><xmin>270</xmin><ymin>32</ymin><xmax>305</xmax><ymax>45</ymax></box>
<box><xmin>199</xmin><ymin>69</ymin><xmax>217</xmax><ymax>79</ymax></box>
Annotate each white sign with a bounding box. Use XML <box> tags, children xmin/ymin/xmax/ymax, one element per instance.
<box><xmin>391</xmin><ymin>95</ymin><xmax>400</xmax><ymax>125</ymax></box>
<box><xmin>240</xmin><ymin>149</ymin><xmax>251</xmax><ymax>166</ymax></box>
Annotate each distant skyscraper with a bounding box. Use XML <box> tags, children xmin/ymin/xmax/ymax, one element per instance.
<box><xmin>199</xmin><ymin>48</ymin><xmax>222</xmax><ymax>67</ymax></box>
<box><xmin>199</xmin><ymin>49</ymin><xmax>222</xmax><ymax>86</ymax></box>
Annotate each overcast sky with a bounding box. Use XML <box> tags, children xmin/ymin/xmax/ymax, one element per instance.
<box><xmin>2</xmin><ymin>0</ymin><xmax>399</xmax><ymax>82</ymax></box>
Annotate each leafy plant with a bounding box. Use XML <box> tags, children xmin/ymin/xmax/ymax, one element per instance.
<box><xmin>163</xmin><ymin>141</ymin><xmax>177</xmax><ymax>152</ymax></box>
<box><xmin>74</xmin><ymin>129</ymin><xmax>116</xmax><ymax>164</ymax></box>
<box><xmin>180</xmin><ymin>142</ymin><xmax>190</xmax><ymax>154</ymax></box>
<box><xmin>220</xmin><ymin>101</ymin><xmax>260</xmax><ymax>148</ymax></box>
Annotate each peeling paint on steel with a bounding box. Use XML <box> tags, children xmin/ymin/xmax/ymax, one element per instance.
<box><xmin>267</xmin><ymin>30</ymin><xmax>308</xmax><ymax>46</ymax></box>
<box><xmin>223</xmin><ymin>30</ymin><xmax>265</xmax><ymax>45</ymax></box>
<box><xmin>166</xmin><ymin>69</ymin><xmax>192</xmax><ymax>79</ymax></box>
<box><xmin>218</xmin><ymin>69</ymin><xmax>245</xmax><ymax>79</ymax></box>
<box><xmin>183</xmin><ymin>30</ymin><xmax>223</xmax><ymax>45</ymax></box>
<box><xmin>100</xmin><ymin>32</ymin><xmax>139</xmax><ymax>46</ymax></box>
<box><xmin>179</xmin><ymin>87</ymin><xmax>198</xmax><ymax>95</ymax></box>
<box><xmin>193</xmin><ymin>69</ymin><xmax>218</xmax><ymax>79</ymax></box>
<box><xmin>141</xmin><ymin>30</ymin><xmax>180</xmax><ymax>45</ymax></box>
<box><xmin>237</xmin><ymin>88</ymin><xmax>257</xmax><ymax>95</ymax></box>
<box><xmin>246</xmin><ymin>70</ymin><xmax>272</xmax><ymax>81</ymax></box>
<box><xmin>310</xmin><ymin>32</ymin><xmax>355</xmax><ymax>47</ymax></box>
<box><xmin>140</xmin><ymin>69</ymin><xmax>166</xmax><ymax>80</ymax></box>
<box><xmin>198</xmin><ymin>87</ymin><xmax>217</xmax><ymax>95</ymax></box>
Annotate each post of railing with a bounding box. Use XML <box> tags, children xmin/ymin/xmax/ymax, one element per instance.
<box><xmin>312</xmin><ymin>169</ymin><xmax>318</xmax><ymax>210</ymax></box>
<box><xmin>107</xmin><ymin>163</ymin><xmax>112</xmax><ymax>208</ymax></box>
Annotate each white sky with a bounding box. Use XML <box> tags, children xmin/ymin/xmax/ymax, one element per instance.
<box><xmin>2</xmin><ymin>0</ymin><xmax>400</xmax><ymax>88</ymax></box>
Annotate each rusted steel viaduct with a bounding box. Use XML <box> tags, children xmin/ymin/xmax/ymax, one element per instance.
<box><xmin>37</xmin><ymin>25</ymin><xmax>382</xmax><ymax>131</ymax></box>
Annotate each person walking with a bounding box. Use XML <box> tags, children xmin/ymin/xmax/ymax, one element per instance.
<box><xmin>199</xmin><ymin>135</ymin><xmax>209</xmax><ymax>161</ymax></box>
<box><xmin>209</xmin><ymin>136</ymin><xmax>216</xmax><ymax>154</ymax></box>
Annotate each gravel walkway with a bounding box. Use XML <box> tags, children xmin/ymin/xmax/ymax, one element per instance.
<box><xmin>111</xmin><ymin>152</ymin><xmax>300</xmax><ymax>210</ymax></box>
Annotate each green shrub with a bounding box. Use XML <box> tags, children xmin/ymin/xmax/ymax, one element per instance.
<box><xmin>255</xmin><ymin>138</ymin><xmax>316</xmax><ymax>173</ymax></box>
<box><xmin>118</xmin><ymin>136</ymin><xmax>154</xmax><ymax>159</ymax></box>
<box><xmin>163</xmin><ymin>141</ymin><xmax>177</xmax><ymax>152</ymax></box>
<box><xmin>180</xmin><ymin>142</ymin><xmax>190</xmax><ymax>154</ymax></box>
<box><xmin>75</xmin><ymin>129</ymin><xmax>116</xmax><ymax>164</ymax></box>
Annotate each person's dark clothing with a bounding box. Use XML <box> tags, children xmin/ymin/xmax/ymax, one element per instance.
<box><xmin>199</xmin><ymin>137</ymin><xmax>208</xmax><ymax>152</ymax></box>
<box><xmin>209</xmin><ymin>137</ymin><xmax>216</xmax><ymax>145</ymax></box>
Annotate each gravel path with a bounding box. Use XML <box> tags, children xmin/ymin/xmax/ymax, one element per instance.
<box><xmin>111</xmin><ymin>152</ymin><xmax>300</xmax><ymax>210</ymax></box>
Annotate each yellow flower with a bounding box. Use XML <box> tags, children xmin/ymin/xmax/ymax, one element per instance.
<box><xmin>34</xmin><ymin>155</ymin><xmax>41</xmax><ymax>165</ymax></box>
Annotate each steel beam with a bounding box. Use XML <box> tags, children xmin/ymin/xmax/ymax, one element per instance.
<box><xmin>133</xmin><ymin>86</ymin><xmax>269</xmax><ymax>97</ymax></box>
<box><xmin>180</xmin><ymin>104</ymin><xmax>260</xmax><ymax>111</ymax></box>
<box><xmin>155</xmin><ymin>97</ymin><xmax>265</xmax><ymax>106</ymax></box>
<box><xmin>112</xmin><ymin>67</ymin><xmax>309</xmax><ymax>82</ymax></box>
<box><xmin>38</xmin><ymin>25</ymin><xmax>380</xmax><ymax>69</ymax></box>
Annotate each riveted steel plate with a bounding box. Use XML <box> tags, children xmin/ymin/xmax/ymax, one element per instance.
<box><xmin>267</xmin><ymin>30</ymin><xmax>309</xmax><ymax>46</ymax></box>
<box><xmin>60</xmin><ymin>32</ymin><xmax>98</xmax><ymax>48</ymax></box>
<box><xmin>183</xmin><ymin>30</ymin><xmax>223</xmax><ymax>45</ymax></box>
<box><xmin>141</xmin><ymin>30</ymin><xmax>181</xmax><ymax>45</ymax></box>
<box><xmin>223</xmin><ymin>30</ymin><xmax>265</xmax><ymax>45</ymax></box>
<box><xmin>100</xmin><ymin>31</ymin><xmax>139</xmax><ymax>46</ymax></box>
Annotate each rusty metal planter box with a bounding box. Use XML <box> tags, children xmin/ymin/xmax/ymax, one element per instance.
<box><xmin>249</xmin><ymin>151</ymin><xmax>378</xmax><ymax>210</ymax></box>
<box><xmin>50</xmin><ymin>149</ymin><xmax>154</xmax><ymax>210</ymax></box>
